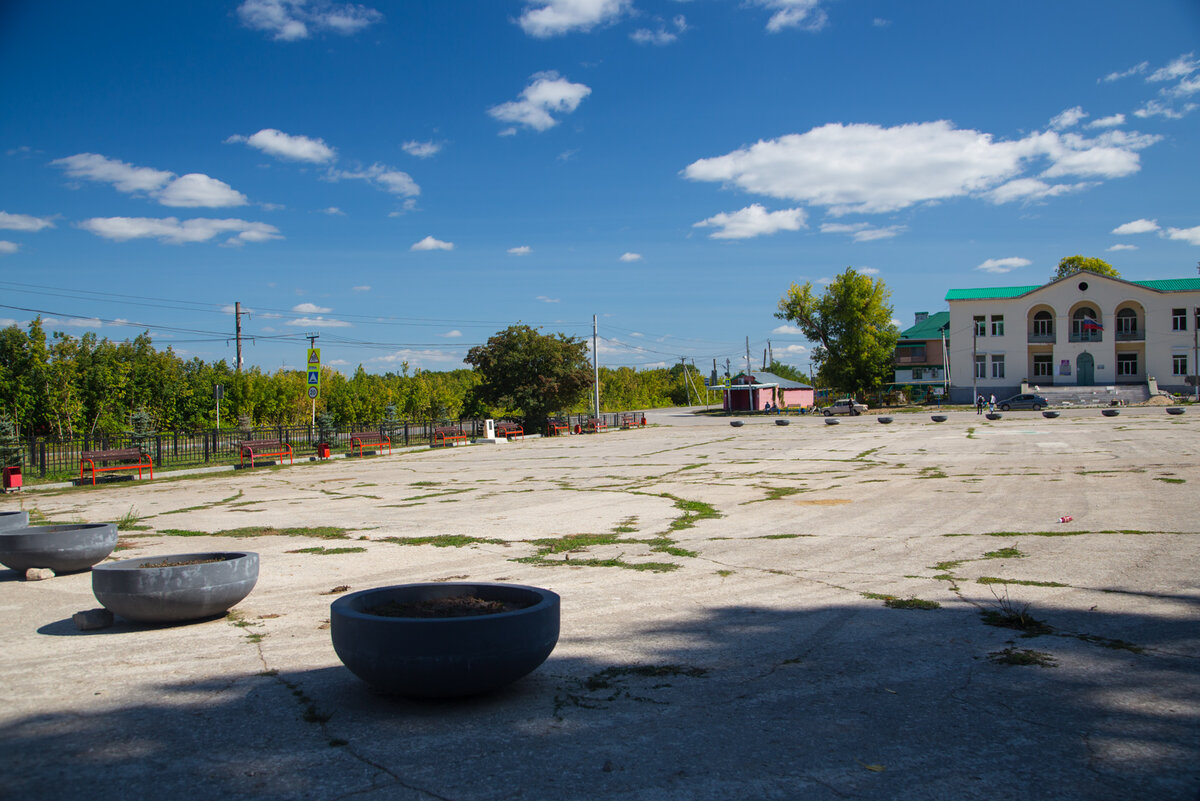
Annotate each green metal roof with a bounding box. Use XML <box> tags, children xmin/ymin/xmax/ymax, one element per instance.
<box><xmin>946</xmin><ymin>276</ymin><xmax>1200</xmax><ymax>301</ymax></box>
<box><xmin>898</xmin><ymin>311</ymin><xmax>949</xmax><ymax>340</ymax></box>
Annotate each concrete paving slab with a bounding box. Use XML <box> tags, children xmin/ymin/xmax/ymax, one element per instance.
<box><xmin>1</xmin><ymin>407</ymin><xmax>1198</xmax><ymax>800</ymax></box>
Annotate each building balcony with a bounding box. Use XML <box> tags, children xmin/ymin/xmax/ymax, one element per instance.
<box><xmin>894</xmin><ymin>354</ymin><xmax>932</xmax><ymax>365</ymax></box>
<box><xmin>1068</xmin><ymin>332</ymin><xmax>1103</xmax><ymax>343</ymax></box>
<box><xmin>1027</xmin><ymin>332</ymin><xmax>1055</xmax><ymax>344</ymax></box>
<box><xmin>1115</xmin><ymin>330</ymin><xmax>1144</xmax><ymax>342</ymax></box>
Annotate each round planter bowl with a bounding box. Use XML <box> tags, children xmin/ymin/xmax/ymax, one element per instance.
<box><xmin>1102</xmin><ymin>409</ymin><xmax>1120</xmax><ymax>417</ymax></box>
<box><xmin>1042</xmin><ymin>411</ymin><xmax>1060</xmax><ymax>419</ymax></box>
<box><xmin>0</xmin><ymin>523</ymin><xmax>117</xmax><ymax>573</ymax></box>
<box><xmin>824</xmin><ymin>417</ymin><xmax>840</xmax><ymax>425</ymax></box>
<box><xmin>985</xmin><ymin>413</ymin><xmax>1002</xmax><ymax>421</ymax></box>
<box><xmin>930</xmin><ymin>415</ymin><xmax>947</xmax><ymax>423</ymax></box>
<box><xmin>730</xmin><ymin>420</ymin><xmax>744</xmax><ymax>427</ymax></box>
<box><xmin>1166</xmin><ymin>407</ymin><xmax>1184</xmax><ymax>415</ymax></box>
<box><xmin>0</xmin><ymin>510</ymin><xmax>30</xmax><ymax>531</ymax></box>
<box><xmin>331</xmin><ymin>583</ymin><xmax>560</xmax><ymax>699</ymax></box>
<box><xmin>877</xmin><ymin>416</ymin><xmax>893</xmax><ymax>424</ymax></box>
<box><xmin>775</xmin><ymin>418</ymin><xmax>790</xmax><ymax>426</ymax></box>
<box><xmin>92</xmin><ymin>551</ymin><xmax>259</xmax><ymax>623</ymax></box>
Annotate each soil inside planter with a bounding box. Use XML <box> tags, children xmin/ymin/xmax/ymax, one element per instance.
<box><xmin>138</xmin><ymin>556</ymin><xmax>228</xmax><ymax>569</ymax></box>
<box><xmin>366</xmin><ymin>595</ymin><xmax>534</xmax><ymax>618</ymax></box>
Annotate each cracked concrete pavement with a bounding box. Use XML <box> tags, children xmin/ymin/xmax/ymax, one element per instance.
<box><xmin>1</xmin><ymin>407</ymin><xmax>1198</xmax><ymax>800</ymax></box>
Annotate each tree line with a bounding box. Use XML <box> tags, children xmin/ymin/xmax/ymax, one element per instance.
<box><xmin>0</xmin><ymin>319</ymin><xmax>712</xmax><ymax>440</ymax></box>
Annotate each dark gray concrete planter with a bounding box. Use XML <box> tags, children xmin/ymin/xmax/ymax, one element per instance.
<box><xmin>0</xmin><ymin>523</ymin><xmax>117</xmax><ymax>573</ymax></box>
<box><xmin>1102</xmin><ymin>409</ymin><xmax>1120</xmax><ymax>417</ymax></box>
<box><xmin>331</xmin><ymin>582</ymin><xmax>560</xmax><ymax>698</ymax></box>
<box><xmin>930</xmin><ymin>415</ymin><xmax>947</xmax><ymax>422</ymax></box>
<box><xmin>730</xmin><ymin>420</ymin><xmax>744</xmax><ymax>427</ymax></box>
<box><xmin>775</xmin><ymin>418</ymin><xmax>790</xmax><ymax>426</ymax></box>
<box><xmin>92</xmin><ymin>552</ymin><xmax>259</xmax><ymax>623</ymax></box>
<box><xmin>877</xmin><ymin>416</ymin><xmax>893</xmax><ymax>424</ymax></box>
<box><xmin>0</xmin><ymin>511</ymin><xmax>30</xmax><ymax>531</ymax></box>
<box><xmin>1167</xmin><ymin>407</ymin><xmax>1184</xmax><ymax>415</ymax></box>
<box><xmin>824</xmin><ymin>418</ymin><xmax>839</xmax><ymax>425</ymax></box>
<box><xmin>1042</xmin><ymin>411</ymin><xmax>1060</xmax><ymax>419</ymax></box>
<box><xmin>985</xmin><ymin>413</ymin><xmax>1002</xmax><ymax>420</ymax></box>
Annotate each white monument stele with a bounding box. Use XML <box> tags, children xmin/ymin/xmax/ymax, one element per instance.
<box><xmin>484</xmin><ymin>419</ymin><xmax>495</xmax><ymax>439</ymax></box>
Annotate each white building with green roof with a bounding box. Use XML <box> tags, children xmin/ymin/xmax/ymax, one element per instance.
<box><xmin>945</xmin><ymin>271</ymin><xmax>1200</xmax><ymax>403</ymax></box>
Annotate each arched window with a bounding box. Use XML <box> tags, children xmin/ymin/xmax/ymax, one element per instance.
<box><xmin>1033</xmin><ymin>310</ymin><xmax>1053</xmax><ymax>337</ymax></box>
<box><xmin>1116</xmin><ymin>307</ymin><xmax>1137</xmax><ymax>335</ymax></box>
<box><xmin>1072</xmin><ymin>307</ymin><xmax>1101</xmax><ymax>341</ymax></box>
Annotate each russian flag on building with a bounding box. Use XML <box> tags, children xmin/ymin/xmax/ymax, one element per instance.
<box><xmin>1082</xmin><ymin>318</ymin><xmax>1103</xmax><ymax>331</ymax></box>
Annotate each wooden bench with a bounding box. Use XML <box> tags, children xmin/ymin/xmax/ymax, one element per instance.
<box><xmin>495</xmin><ymin>422</ymin><xmax>523</xmax><ymax>439</ymax></box>
<box><xmin>238</xmin><ymin>439</ymin><xmax>293</xmax><ymax>469</ymax></box>
<box><xmin>620</xmin><ymin>413</ymin><xmax>645</xmax><ymax>429</ymax></box>
<box><xmin>548</xmin><ymin>419</ymin><xmax>570</xmax><ymax>436</ymax></box>
<box><xmin>432</xmin><ymin>426</ymin><xmax>468</xmax><ymax>447</ymax></box>
<box><xmin>79</xmin><ymin>448</ymin><xmax>153</xmax><ymax>486</ymax></box>
<box><xmin>349</xmin><ymin>431</ymin><xmax>391</xmax><ymax>457</ymax></box>
<box><xmin>584</xmin><ymin>418</ymin><xmax>607</xmax><ymax>433</ymax></box>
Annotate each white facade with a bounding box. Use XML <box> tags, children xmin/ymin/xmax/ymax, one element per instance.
<box><xmin>946</xmin><ymin>272</ymin><xmax>1200</xmax><ymax>403</ymax></box>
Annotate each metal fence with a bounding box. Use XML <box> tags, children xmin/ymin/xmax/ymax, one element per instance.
<box><xmin>20</xmin><ymin>412</ymin><xmax>635</xmax><ymax>479</ymax></box>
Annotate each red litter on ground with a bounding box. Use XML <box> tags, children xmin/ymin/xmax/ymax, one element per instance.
<box><xmin>1057</xmin><ymin>516</ymin><xmax>1073</xmax><ymax>523</ymax></box>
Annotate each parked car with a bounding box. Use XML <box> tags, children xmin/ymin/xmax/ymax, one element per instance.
<box><xmin>997</xmin><ymin>393</ymin><xmax>1048</xmax><ymax>411</ymax></box>
<box><xmin>822</xmin><ymin>398</ymin><xmax>868</xmax><ymax>416</ymax></box>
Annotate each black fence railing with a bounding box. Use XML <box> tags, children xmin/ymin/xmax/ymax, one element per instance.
<box><xmin>20</xmin><ymin>412</ymin><xmax>636</xmax><ymax>479</ymax></box>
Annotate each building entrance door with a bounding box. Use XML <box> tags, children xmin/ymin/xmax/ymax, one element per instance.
<box><xmin>1076</xmin><ymin>352</ymin><xmax>1095</xmax><ymax>385</ymax></box>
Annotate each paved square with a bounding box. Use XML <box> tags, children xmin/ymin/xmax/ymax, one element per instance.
<box><xmin>2</xmin><ymin>408</ymin><xmax>1198</xmax><ymax>800</ymax></box>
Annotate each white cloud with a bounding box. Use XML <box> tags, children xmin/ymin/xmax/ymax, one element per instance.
<box><xmin>1050</xmin><ymin>106</ymin><xmax>1087</xmax><ymax>130</ymax></box>
<box><xmin>1148</xmin><ymin>53</ymin><xmax>1199</xmax><ymax>83</ymax></box>
<box><xmin>518</xmin><ymin>0</ymin><xmax>629</xmax><ymax>37</ymax></box>
<box><xmin>778</xmin><ymin>344</ymin><xmax>809</xmax><ymax>356</ymax></box>
<box><xmin>228</xmin><ymin>128</ymin><xmax>336</xmax><ymax>163</ymax></box>
<box><xmin>78</xmin><ymin>216</ymin><xmax>282</xmax><ymax>245</ymax></box>
<box><xmin>753</xmin><ymin>0</ymin><xmax>828</xmax><ymax>33</ymax></box>
<box><xmin>372</xmin><ymin>348</ymin><xmax>463</xmax><ymax>367</ymax></box>
<box><xmin>820</xmin><ymin>222</ymin><xmax>904</xmax><ymax>241</ymax></box>
<box><xmin>440</xmin><ymin>330</ymin><xmax>463</xmax><ymax>338</ymax></box>
<box><xmin>292</xmin><ymin>302</ymin><xmax>332</xmax><ymax>313</ymax></box>
<box><xmin>488</xmin><ymin>72</ymin><xmax>591</xmax><ymax>132</ymax></box>
<box><xmin>352</xmin><ymin>285</ymin><xmax>370</xmax><ymax>292</ymax></box>
<box><xmin>401</xmin><ymin>140</ymin><xmax>441</xmax><ymax>158</ymax></box>
<box><xmin>1102</xmin><ymin>61</ymin><xmax>1148</xmax><ymax>82</ymax></box>
<box><xmin>772</xmin><ymin>324</ymin><xmax>803</xmax><ymax>335</ymax></box>
<box><xmin>694</xmin><ymin>204</ymin><xmax>806</xmax><ymax>239</ymax></box>
<box><xmin>1088</xmin><ymin>113</ymin><xmax>1125</xmax><ymax>128</ymax></box>
<box><xmin>0</xmin><ymin>241</ymin><xmax>18</xmax><ymax>254</ymax></box>
<box><xmin>285</xmin><ymin>315</ymin><xmax>352</xmax><ymax>327</ymax></box>
<box><xmin>859</xmin><ymin>267</ymin><xmax>880</xmax><ymax>275</ymax></box>
<box><xmin>53</xmin><ymin>153</ymin><xmax>247</xmax><ymax>207</ymax></box>
<box><xmin>619</xmin><ymin>252</ymin><xmax>642</xmax><ymax>262</ymax></box>
<box><xmin>976</xmin><ymin>257</ymin><xmax>1032</xmax><ymax>274</ymax></box>
<box><xmin>631</xmin><ymin>15</ymin><xmax>686</xmax><ymax>45</ymax></box>
<box><xmin>322</xmin><ymin>207</ymin><xmax>344</xmax><ymax>215</ymax></box>
<box><xmin>0</xmin><ymin>211</ymin><xmax>54</xmax><ymax>231</ymax></box>
<box><xmin>536</xmin><ymin>295</ymin><xmax>560</xmax><ymax>303</ymax></box>
<box><xmin>1134</xmin><ymin>99</ymin><xmax>1197</xmax><ymax>120</ymax></box>
<box><xmin>238</xmin><ymin>0</ymin><xmax>382</xmax><ymax>41</ymax></box>
<box><xmin>684</xmin><ymin>121</ymin><xmax>1159</xmax><ymax>216</ymax></box>
<box><xmin>328</xmin><ymin>163</ymin><xmax>420</xmax><ymax>197</ymax></box>
<box><xmin>508</xmin><ymin>246</ymin><xmax>532</xmax><ymax>255</ymax></box>
<box><xmin>411</xmin><ymin>235</ymin><xmax>453</xmax><ymax>251</ymax></box>
<box><xmin>43</xmin><ymin>316</ymin><xmax>102</xmax><ymax>329</ymax></box>
<box><xmin>1107</xmin><ymin>244</ymin><xmax>1138</xmax><ymax>252</ymax></box>
<box><xmin>1111</xmin><ymin>218</ymin><xmax>1159</xmax><ymax>235</ymax></box>
<box><xmin>1165</xmin><ymin>226</ymin><xmax>1200</xmax><ymax>246</ymax></box>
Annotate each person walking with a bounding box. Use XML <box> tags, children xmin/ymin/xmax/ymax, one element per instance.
<box><xmin>976</xmin><ymin>394</ymin><xmax>985</xmax><ymax>414</ymax></box>
<box><xmin>989</xmin><ymin>394</ymin><xmax>997</xmax><ymax>413</ymax></box>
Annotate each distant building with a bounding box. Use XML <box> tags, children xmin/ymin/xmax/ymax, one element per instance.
<box><xmin>945</xmin><ymin>271</ymin><xmax>1200</xmax><ymax>403</ymax></box>
<box><xmin>892</xmin><ymin>311</ymin><xmax>950</xmax><ymax>397</ymax></box>
<box><xmin>716</xmin><ymin>371</ymin><xmax>814</xmax><ymax>411</ymax></box>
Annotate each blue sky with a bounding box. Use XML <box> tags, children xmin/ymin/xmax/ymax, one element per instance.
<box><xmin>2</xmin><ymin>0</ymin><xmax>1198</xmax><ymax>375</ymax></box>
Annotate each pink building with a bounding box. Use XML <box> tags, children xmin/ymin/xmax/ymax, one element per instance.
<box><xmin>721</xmin><ymin>372</ymin><xmax>814</xmax><ymax>412</ymax></box>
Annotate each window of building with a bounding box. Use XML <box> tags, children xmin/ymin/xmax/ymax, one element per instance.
<box><xmin>974</xmin><ymin>315</ymin><xmax>986</xmax><ymax>336</ymax></box>
<box><xmin>1033</xmin><ymin>311</ymin><xmax>1053</xmax><ymax>337</ymax></box>
<box><xmin>1072</xmin><ymin>307</ymin><xmax>1101</xmax><ymax>341</ymax></box>
<box><xmin>974</xmin><ymin>355</ymin><xmax>986</xmax><ymax>378</ymax></box>
<box><xmin>1116</xmin><ymin>353</ymin><xmax>1138</xmax><ymax>376</ymax></box>
<box><xmin>1033</xmin><ymin>355</ymin><xmax>1052</xmax><ymax>377</ymax></box>
<box><xmin>1116</xmin><ymin>308</ymin><xmax>1137</xmax><ymax>335</ymax></box>
<box><xmin>1174</xmin><ymin>355</ymin><xmax>1188</xmax><ymax>376</ymax></box>
<box><xmin>991</xmin><ymin>315</ymin><xmax>1004</xmax><ymax>336</ymax></box>
<box><xmin>1173</xmin><ymin>308</ymin><xmax>1187</xmax><ymax>331</ymax></box>
<box><xmin>991</xmin><ymin>354</ymin><xmax>1005</xmax><ymax>379</ymax></box>
<box><xmin>912</xmin><ymin>367</ymin><xmax>923</xmax><ymax>380</ymax></box>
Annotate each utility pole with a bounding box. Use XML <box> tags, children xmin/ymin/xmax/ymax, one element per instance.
<box><xmin>234</xmin><ymin>302</ymin><xmax>248</xmax><ymax>371</ymax></box>
<box><xmin>680</xmin><ymin>357</ymin><xmax>693</xmax><ymax>406</ymax></box>
<box><xmin>592</xmin><ymin>315</ymin><xmax>600</xmax><ymax>418</ymax></box>
<box><xmin>745</xmin><ymin>337</ymin><xmax>751</xmax><ymax>377</ymax></box>
<box><xmin>768</xmin><ymin>339</ymin><xmax>773</xmax><ymax>366</ymax></box>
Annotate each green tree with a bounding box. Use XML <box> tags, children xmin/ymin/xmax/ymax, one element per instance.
<box><xmin>775</xmin><ymin>267</ymin><xmax>899</xmax><ymax>399</ymax></box>
<box><xmin>766</xmin><ymin>360</ymin><xmax>810</xmax><ymax>384</ymax></box>
<box><xmin>1053</xmin><ymin>255</ymin><xmax>1119</xmax><ymax>280</ymax></box>
<box><xmin>464</xmin><ymin>324</ymin><xmax>593</xmax><ymax>433</ymax></box>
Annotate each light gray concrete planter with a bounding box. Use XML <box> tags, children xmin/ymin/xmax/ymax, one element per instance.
<box><xmin>331</xmin><ymin>582</ymin><xmax>560</xmax><ymax>698</ymax></box>
<box><xmin>1102</xmin><ymin>409</ymin><xmax>1120</xmax><ymax>417</ymax></box>
<box><xmin>1167</xmin><ymin>407</ymin><xmax>1184</xmax><ymax>415</ymax></box>
<box><xmin>824</xmin><ymin>418</ymin><xmax>839</xmax><ymax>425</ymax></box>
<box><xmin>930</xmin><ymin>415</ymin><xmax>947</xmax><ymax>423</ymax></box>
<box><xmin>1042</xmin><ymin>411</ymin><xmax>1060</xmax><ymax>418</ymax></box>
<box><xmin>0</xmin><ymin>523</ymin><xmax>117</xmax><ymax>574</ymax></box>
<box><xmin>92</xmin><ymin>552</ymin><xmax>259</xmax><ymax>623</ymax></box>
<box><xmin>730</xmin><ymin>420</ymin><xmax>744</xmax><ymax>427</ymax></box>
<box><xmin>0</xmin><ymin>511</ymin><xmax>30</xmax><ymax>531</ymax></box>
<box><xmin>877</xmin><ymin>416</ymin><xmax>893</xmax><ymax>424</ymax></box>
<box><xmin>775</xmin><ymin>418</ymin><xmax>790</xmax><ymax>426</ymax></box>
<box><xmin>986</xmin><ymin>413</ymin><xmax>1002</xmax><ymax>421</ymax></box>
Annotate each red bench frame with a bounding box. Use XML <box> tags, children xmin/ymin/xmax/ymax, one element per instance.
<box><xmin>620</xmin><ymin>414</ymin><xmax>645</xmax><ymax>429</ymax></box>
<box><xmin>349</xmin><ymin>431</ymin><xmax>391</xmax><ymax>457</ymax></box>
<box><xmin>548</xmin><ymin>420</ymin><xmax>570</xmax><ymax>436</ymax></box>
<box><xmin>79</xmin><ymin>449</ymin><xmax>153</xmax><ymax>486</ymax></box>
<box><xmin>238</xmin><ymin>440</ymin><xmax>293</xmax><ymax>469</ymax></box>
<box><xmin>495</xmin><ymin>422</ymin><xmax>523</xmax><ymax>439</ymax></box>
<box><xmin>584</xmin><ymin>418</ymin><xmax>607</xmax><ymax>433</ymax></box>
<box><xmin>433</xmin><ymin>427</ymin><xmax>468</xmax><ymax>447</ymax></box>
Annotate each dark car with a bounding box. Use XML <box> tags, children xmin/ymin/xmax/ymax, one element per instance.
<box><xmin>997</xmin><ymin>393</ymin><xmax>1047</xmax><ymax>411</ymax></box>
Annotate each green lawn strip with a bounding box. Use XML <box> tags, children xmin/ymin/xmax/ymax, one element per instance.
<box><xmin>977</xmin><ymin>576</ymin><xmax>1068</xmax><ymax>587</ymax></box>
<box><xmin>741</xmin><ymin>486</ymin><xmax>805</xmax><ymax>505</ymax></box>
<box><xmin>287</xmin><ymin>546</ymin><xmax>368</xmax><ymax>555</ymax></box>
<box><xmin>401</xmin><ymin>488</ymin><xmax>473</xmax><ymax>501</ymax></box>
<box><xmin>156</xmin><ymin>490</ymin><xmax>245</xmax><ymax>516</ymax></box>
<box><xmin>379</xmin><ymin>534</ymin><xmax>506</xmax><ymax>547</ymax></box>
<box><xmin>861</xmin><ymin>592</ymin><xmax>940</xmax><ymax>610</ymax></box>
<box><xmin>158</xmin><ymin>526</ymin><xmax>350</xmax><ymax>539</ymax></box>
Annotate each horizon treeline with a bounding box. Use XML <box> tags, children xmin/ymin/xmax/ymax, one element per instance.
<box><xmin>0</xmin><ymin>319</ymin><xmax>713</xmax><ymax>439</ymax></box>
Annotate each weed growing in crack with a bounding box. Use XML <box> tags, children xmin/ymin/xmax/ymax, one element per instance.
<box><xmin>980</xmin><ymin>584</ymin><xmax>1052</xmax><ymax>637</ymax></box>
<box><xmin>989</xmin><ymin>647</ymin><xmax>1057</xmax><ymax>667</ymax></box>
